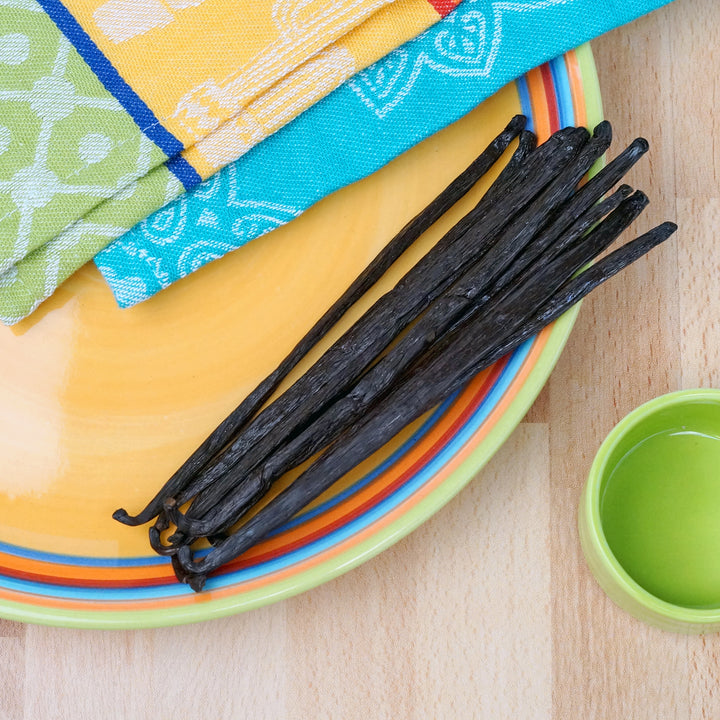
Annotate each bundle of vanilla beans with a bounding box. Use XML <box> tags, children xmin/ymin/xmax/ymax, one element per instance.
<box><xmin>114</xmin><ymin>116</ymin><xmax>676</xmax><ymax>591</ymax></box>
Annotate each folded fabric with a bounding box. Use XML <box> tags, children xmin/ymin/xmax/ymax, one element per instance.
<box><xmin>0</xmin><ymin>0</ymin><xmax>457</xmax><ymax>323</ymax></box>
<box><xmin>88</xmin><ymin>0</ymin><xmax>675</xmax><ymax>312</ymax></box>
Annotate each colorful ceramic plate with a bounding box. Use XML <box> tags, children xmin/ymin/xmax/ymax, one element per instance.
<box><xmin>0</xmin><ymin>45</ymin><xmax>602</xmax><ymax>629</ymax></box>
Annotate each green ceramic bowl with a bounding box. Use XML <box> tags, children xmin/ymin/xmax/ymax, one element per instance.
<box><xmin>579</xmin><ymin>389</ymin><xmax>720</xmax><ymax>633</ymax></box>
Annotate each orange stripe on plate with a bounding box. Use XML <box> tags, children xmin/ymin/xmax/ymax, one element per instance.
<box><xmin>565</xmin><ymin>49</ymin><xmax>588</xmax><ymax>128</ymax></box>
<box><xmin>525</xmin><ymin>66</ymin><xmax>551</xmax><ymax>142</ymax></box>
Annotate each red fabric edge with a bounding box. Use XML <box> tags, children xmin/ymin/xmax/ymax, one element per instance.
<box><xmin>426</xmin><ymin>0</ymin><xmax>460</xmax><ymax>17</ymax></box>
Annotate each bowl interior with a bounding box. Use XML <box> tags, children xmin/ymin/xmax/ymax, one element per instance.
<box><xmin>597</xmin><ymin>393</ymin><xmax>720</xmax><ymax>610</ymax></box>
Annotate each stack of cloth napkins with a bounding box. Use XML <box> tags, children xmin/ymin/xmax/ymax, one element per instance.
<box><xmin>0</xmin><ymin>0</ymin><xmax>672</xmax><ymax>324</ymax></box>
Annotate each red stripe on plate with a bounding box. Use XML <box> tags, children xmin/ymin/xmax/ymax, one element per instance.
<box><xmin>540</xmin><ymin>63</ymin><xmax>560</xmax><ymax>133</ymax></box>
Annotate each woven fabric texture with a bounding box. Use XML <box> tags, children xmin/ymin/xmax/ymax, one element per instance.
<box><xmin>95</xmin><ymin>0</ymin><xmax>672</xmax><ymax>310</ymax></box>
<box><xmin>0</xmin><ymin>0</ymin><xmax>453</xmax><ymax>323</ymax></box>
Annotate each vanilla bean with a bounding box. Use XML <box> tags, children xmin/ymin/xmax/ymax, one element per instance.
<box><xmin>169</xmin><ymin>188</ymin><xmax>643</xmax><ymax>541</ymax></box>
<box><xmin>156</xmin><ymin>130</ymin><xmax>543</xmax><ymax>548</ymax></box>
<box><xmin>170</xmin><ymin>126</ymin><xmax>617</xmax><ymax>539</ymax></box>
<box><xmin>111</xmin><ymin>121</ymin><xmax>677</xmax><ymax>595</ymax></box>
<box><xmin>176</xmin><ymin>128</ymin><xmax>636</xmax><ymax>539</ymax></box>
<box><xmin>158</xmin><ymin>127</ymin><xmax>588</xmax><ymax>537</ymax></box>
<box><xmin>143</xmin><ymin>127</ymin><xmax>540</xmax><ymax>551</ymax></box>
<box><xmin>112</xmin><ymin>115</ymin><xmax>527</xmax><ymax>527</ymax></box>
<box><xmin>171</xmin><ymin>183</ymin><xmax>635</xmax><ymax>539</ymax></box>
<box><xmin>173</xmin><ymin>198</ymin><xmax>668</xmax><ymax>590</ymax></box>
<box><xmin>166</xmin><ymin>129</ymin><xmax>592</xmax><ymax>544</ymax></box>
<box><xmin>469</xmin><ymin>222</ymin><xmax>678</xmax><ymax>371</ymax></box>
<box><xmin>492</xmin><ymin>135</ymin><xmax>650</xmax><ymax>282</ymax></box>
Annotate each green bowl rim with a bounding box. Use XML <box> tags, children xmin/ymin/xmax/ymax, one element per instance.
<box><xmin>584</xmin><ymin>387</ymin><xmax>720</xmax><ymax>624</ymax></box>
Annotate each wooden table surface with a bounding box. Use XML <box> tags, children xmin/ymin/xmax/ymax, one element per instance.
<box><xmin>1</xmin><ymin>1</ymin><xmax>717</xmax><ymax>717</ymax></box>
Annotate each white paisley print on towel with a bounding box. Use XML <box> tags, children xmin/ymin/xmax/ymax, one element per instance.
<box><xmin>100</xmin><ymin>161</ymin><xmax>301</xmax><ymax>306</ymax></box>
<box><xmin>171</xmin><ymin>0</ymin><xmax>394</xmax><ymax>140</ymax></box>
<box><xmin>193</xmin><ymin>45</ymin><xmax>356</xmax><ymax>170</ymax></box>
<box><xmin>349</xmin><ymin>0</ymin><xmax>570</xmax><ymax>118</ymax></box>
<box><xmin>92</xmin><ymin>0</ymin><xmax>211</xmax><ymax>44</ymax></box>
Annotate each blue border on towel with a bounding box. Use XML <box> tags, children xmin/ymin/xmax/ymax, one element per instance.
<box><xmin>166</xmin><ymin>155</ymin><xmax>203</xmax><ymax>192</ymax></box>
<box><xmin>34</xmin><ymin>0</ymin><xmax>202</xmax><ymax>189</ymax></box>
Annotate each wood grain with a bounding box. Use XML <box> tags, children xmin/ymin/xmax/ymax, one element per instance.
<box><xmin>1</xmin><ymin>0</ymin><xmax>718</xmax><ymax>717</ymax></box>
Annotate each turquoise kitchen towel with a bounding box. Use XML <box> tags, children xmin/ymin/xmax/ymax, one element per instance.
<box><xmin>95</xmin><ymin>0</ymin><xmax>673</xmax><ymax>308</ymax></box>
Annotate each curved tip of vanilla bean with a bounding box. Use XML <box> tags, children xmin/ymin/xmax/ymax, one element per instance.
<box><xmin>112</xmin><ymin>491</ymin><xmax>183</xmax><ymax>527</ymax></box>
<box><xmin>162</xmin><ymin>497</ymin><xmax>191</xmax><ymax>539</ymax></box>
<box><xmin>172</xmin><ymin>545</ymin><xmax>208</xmax><ymax>590</ymax></box>
<box><xmin>188</xmin><ymin>575</ymin><xmax>207</xmax><ymax>593</ymax></box>
<box><xmin>113</xmin><ymin>507</ymin><xmax>159</xmax><ymax>526</ymax></box>
<box><xmin>166</xmin><ymin>528</ymin><xmax>197</xmax><ymax>547</ymax></box>
<box><xmin>112</xmin><ymin>508</ymin><xmax>134</xmax><ymax>525</ymax></box>
<box><xmin>149</xmin><ymin>525</ymin><xmax>180</xmax><ymax>557</ymax></box>
<box><xmin>617</xmin><ymin>184</ymin><xmax>633</xmax><ymax>197</ymax></box>
<box><xmin>112</xmin><ymin>504</ymin><xmax>166</xmax><ymax>527</ymax></box>
<box><xmin>146</xmin><ymin>511</ymin><xmax>187</xmax><ymax>556</ymax></box>
<box><xmin>171</xmin><ymin>554</ymin><xmax>192</xmax><ymax>585</ymax></box>
<box><xmin>162</xmin><ymin>498</ymin><xmax>201</xmax><ymax>539</ymax></box>
<box><xmin>155</xmin><ymin>511</ymin><xmax>170</xmax><ymax>533</ymax></box>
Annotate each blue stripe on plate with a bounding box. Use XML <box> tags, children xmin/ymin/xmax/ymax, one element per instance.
<box><xmin>0</xmin><ymin>539</ymin><xmax>169</xmax><ymax>567</ymax></box>
<box><xmin>516</xmin><ymin>75</ymin><xmax>534</xmax><ymax>135</ymax></box>
<box><xmin>549</xmin><ymin>56</ymin><xmax>574</xmax><ymax>128</ymax></box>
